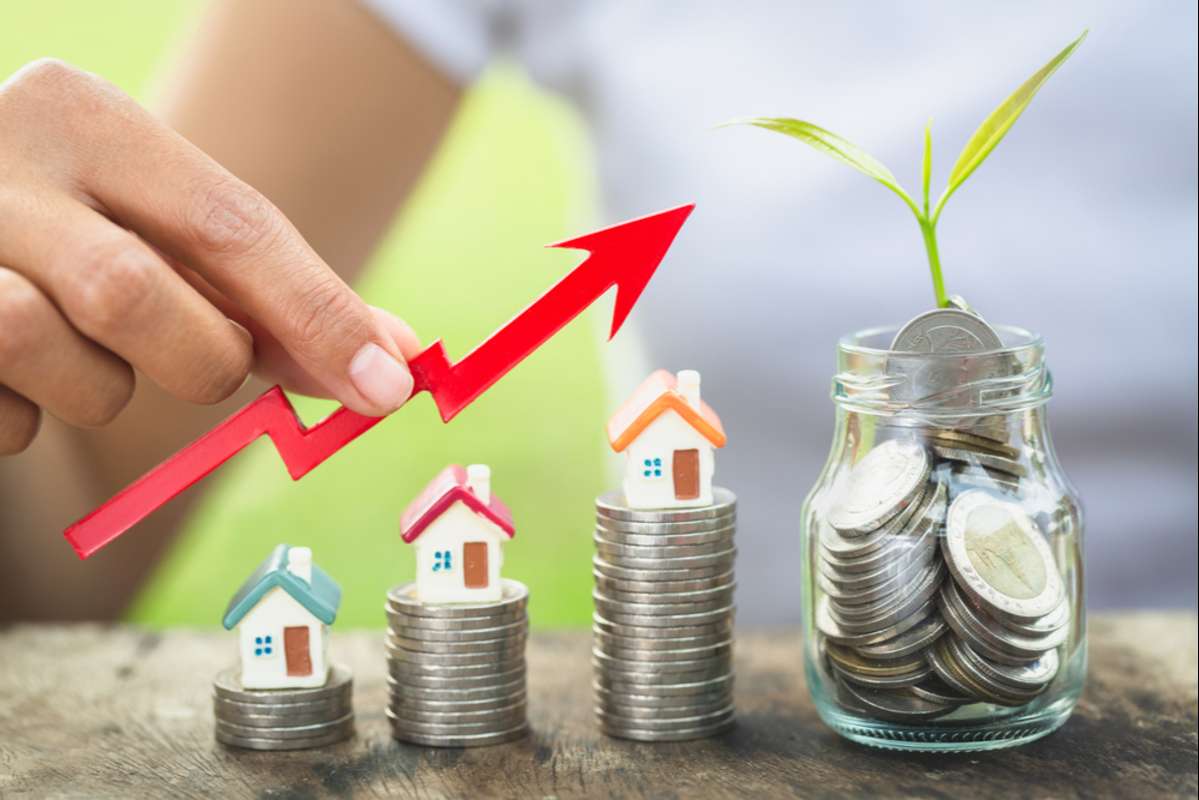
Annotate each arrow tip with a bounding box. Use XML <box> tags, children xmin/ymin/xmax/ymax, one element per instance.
<box><xmin>551</xmin><ymin>203</ymin><xmax>694</xmax><ymax>339</ymax></box>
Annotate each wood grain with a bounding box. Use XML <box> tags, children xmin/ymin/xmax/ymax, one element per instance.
<box><xmin>0</xmin><ymin>614</ymin><xmax>1194</xmax><ymax>799</ymax></box>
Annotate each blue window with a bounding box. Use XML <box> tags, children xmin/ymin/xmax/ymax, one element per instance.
<box><xmin>642</xmin><ymin>457</ymin><xmax>663</xmax><ymax>478</ymax></box>
<box><xmin>433</xmin><ymin>550</ymin><xmax>453</xmax><ymax>572</ymax></box>
<box><xmin>253</xmin><ymin>634</ymin><xmax>273</xmax><ymax>657</ymax></box>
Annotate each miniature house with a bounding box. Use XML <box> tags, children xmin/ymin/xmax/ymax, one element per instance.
<box><xmin>607</xmin><ymin>369</ymin><xmax>727</xmax><ymax>509</ymax></box>
<box><xmin>400</xmin><ymin>464</ymin><xmax>515</xmax><ymax>604</ymax></box>
<box><xmin>222</xmin><ymin>544</ymin><xmax>341</xmax><ymax>689</ymax></box>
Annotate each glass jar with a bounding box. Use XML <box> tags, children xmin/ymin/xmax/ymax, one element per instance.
<box><xmin>800</xmin><ymin>325</ymin><xmax>1085</xmax><ymax>752</ymax></box>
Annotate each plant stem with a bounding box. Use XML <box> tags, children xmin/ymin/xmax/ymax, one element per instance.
<box><xmin>918</xmin><ymin>217</ymin><xmax>948</xmax><ymax>308</ymax></box>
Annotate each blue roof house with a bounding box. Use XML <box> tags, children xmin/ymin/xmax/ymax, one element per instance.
<box><xmin>223</xmin><ymin>544</ymin><xmax>341</xmax><ymax>689</ymax></box>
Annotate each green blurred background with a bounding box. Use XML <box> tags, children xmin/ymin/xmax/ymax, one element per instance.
<box><xmin>2</xmin><ymin>1</ymin><xmax>611</xmax><ymax>628</ymax></box>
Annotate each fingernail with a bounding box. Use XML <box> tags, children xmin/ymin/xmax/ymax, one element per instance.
<box><xmin>349</xmin><ymin>342</ymin><xmax>413</xmax><ymax>413</ymax></box>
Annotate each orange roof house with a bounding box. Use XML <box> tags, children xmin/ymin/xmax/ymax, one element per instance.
<box><xmin>607</xmin><ymin>369</ymin><xmax>726</xmax><ymax>509</ymax></box>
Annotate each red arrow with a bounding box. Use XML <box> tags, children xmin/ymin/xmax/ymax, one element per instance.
<box><xmin>64</xmin><ymin>204</ymin><xmax>694</xmax><ymax>559</ymax></box>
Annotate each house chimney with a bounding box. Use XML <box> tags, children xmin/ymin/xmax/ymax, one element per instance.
<box><xmin>288</xmin><ymin>546</ymin><xmax>313</xmax><ymax>584</ymax></box>
<box><xmin>466</xmin><ymin>464</ymin><xmax>491</xmax><ymax>504</ymax></box>
<box><xmin>677</xmin><ymin>370</ymin><xmax>701</xmax><ymax>409</ymax></box>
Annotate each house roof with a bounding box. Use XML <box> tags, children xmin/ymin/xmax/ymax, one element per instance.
<box><xmin>221</xmin><ymin>544</ymin><xmax>341</xmax><ymax>630</ymax></box>
<box><xmin>607</xmin><ymin>369</ymin><xmax>727</xmax><ymax>452</ymax></box>
<box><xmin>400</xmin><ymin>465</ymin><xmax>516</xmax><ymax>544</ymax></box>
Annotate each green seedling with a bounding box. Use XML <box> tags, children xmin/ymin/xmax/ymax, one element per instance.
<box><xmin>729</xmin><ymin>31</ymin><xmax>1086</xmax><ymax>308</ymax></box>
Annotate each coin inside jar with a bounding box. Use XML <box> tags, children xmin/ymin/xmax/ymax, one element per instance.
<box><xmin>827</xmin><ymin>439</ymin><xmax>930</xmax><ymax>534</ymax></box>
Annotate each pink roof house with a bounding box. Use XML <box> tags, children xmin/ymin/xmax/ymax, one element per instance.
<box><xmin>400</xmin><ymin>464</ymin><xmax>515</xmax><ymax>603</ymax></box>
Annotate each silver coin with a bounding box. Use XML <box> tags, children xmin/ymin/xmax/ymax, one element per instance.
<box><xmin>597</xmin><ymin>703</ymin><xmax>734</xmax><ymax>730</ymax></box>
<box><xmin>600</xmin><ymin>716</ymin><xmax>734</xmax><ymax>742</ymax></box>
<box><xmin>390</xmin><ymin>690</ymin><xmax>527</xmax><ymax>714</ymax></box>
<box><xmin>594</xmin><ymin>590</ymin><xmax>734</xmax><ymax>617</ymax></box>
<box><xmin>939</xmin><ymin>580</ymin><xmax>1066</xmax><ymax>661</ymax></box>
<box><xmin>385</xmin><ymin>643</ymin><xmax>522</xmax><ymax>668</ymax></box>
<box><xmin>596</xmin><ymin>487</ymin><xmax>737</xmax><ymax>522</ymax></box>
<box><xmin>214</xmin><ymin>700</ymin><xmax>352</xmax><ymax>727</ymax></box>
<box><xmin>595</xmin><ymin>526</ymin><xmax>736</xmax><ymax>549</ymax></box>
<box><xmin>828</xmin><ymin>659</ymin><xmax>930</xmax><ymax>689</ymax></box>
<box><xmin>817</xmin><ymin>543</ymin><xmax>933</xmax><ymax>592</ymax></box>
<box><xmin>386</xmin><ymin>675</ymin><xmax>525</xmax><ymax>702</ymax></box>
<box><xmin>392</xmin><ymin>664</ymin><xmax>526</xmax><ymax>690</ymax></box>
<box><xmin>213</xmin><ymin>694</ymin><xmax>352</xmax><ymax>719</ymax></box>
<box><xmin>595</xmin><ymin>672</ymin><xmax>733</xmax><ymax>697</ymax></box>
<box><xmin>386</xmin><ymin>607</ymin><xmax>525</xmax><ymax>631</ymax></box>
<box><xmin>827</xmin><ymin>558</ymin><xmax>944</xmax><ymax>623</ymax></box>
<box><xmin>825</xmin><ymin>642</ymin><xmax>927</xmax><ymax>677</ymax></box>
<box><xmin>954</xmin><ymin>638</ymin><xmax>1059</xmax><ymax>692</ymax></box>
<box><xmin>595</xmin><ymin>640</ymin><xmax>732</xmax><ymax>664</ymax></box>
<box><xmin>592</xmin><ymin>680</ymin><xmax>733</xmax><ymax>707</ymax></box>
<box><xmin>827</xmin><ymin>563</ymin><xmax>944</xmax><ymax>635</ymax></box>
<box><xmin>949</xmin><ymin>466</ymin><xmax>1022</xmax><ymax>496</ymax></box>
<box><xmin>593</xmin><ymin>659</ymin><xmax>731</xmax><ymax>687</ymax></box>
<box><xmin>595</xmin><ymin>548</ymin><xmax>738</xmax><ymax>572</ymax></box>
<box><xmin>598</xmin><ymin>604</ymin><xmax>735</xmax><ymax>629</ymax></box>
<box><xmin>593</xmin><ymin>570</ymin><xmax>735</xmax><ymax>596</ymax></box>
<box><xmin>593</xmin><ymin>613</ymin><xmax>732</xmax><ymax>640</ymax></box>
<box><xmin>593</xmin><ymin>556</ymin><xmax>732</xmax><ymax>582</ymax></box>
<box><xmin>924</xmin><ymin>638</ymin><xmax>981</xmax><ymax>699</ymax></box>
<box><xmin>850</xmin><ymin>614</ymin><xmax>946</xmax><ymax>660</ymax></box>
<box><xmin>389</xmin><ymin>722</ymin><xmax>529</xmax><ymax>748</ymax></box>
<box><xmin>909</xmin><ymin>676</ymin><xmax>973</xmax><ymax>705</ymax></box>
<box><xmin>596</xmin><ymin>518</ymin><xmax>736</xmax><ymax>538</ymax></box>
<box><xmin>385</xmin><ymin>706</ymin><xmax>525</xmax><ymax>735</ymax></box>
<box><xmin>216</xmin><ymin>719</ymin><xmax>354</xmax><ymax>751</ymax></box>
<box><xmin>943</xmin><ymin>490</ymin><xmax>1064</xmax><ymax>622</ymax></box>
<box><xmin>215</xmin><ymin>711</ymin><xmax>355</xmax><ymax>741</ymax></box>
<box><xmin>389</xmin><ymin>699</ymin><xmax>527</xmax><ymax>726</ymax></box>
<box><xmin>387</xmin><ymin>633</ymin><xmax>527</xmax><ymax>655</ymax></box>
<box><xmin>595</xmin><ymin>581</ymin><xmax>735</xmax><ymax>606</ymax></box>
<box><xmin>890</xmin><ymin>308</ymin><xmax>1004</xmax><ymax>354</ymax></box>
<box><xmin>815</xmin><ymin>594</ymin><xmax>935</xmax><ymax>647</ymax></box>
<box><xmin>212</xmin><ymin>664</ymin><xmax>353</xmax><ymax>704</ymax></box>
<box><xmin>922</xmin><ymin>427</ymin><xmax>1020</xmax><ymax>459</ymax></box>
<box><xmin>828</xmin><ymin>439</ymin><xmax>930</xmax><ymax>534</ymax></box>
<box><xmin>593</xmin><ymin>648</ymin><xmax>731</xmax><ymax>675</ymax></box>
<box><xmin>387</xmin><ymin>654</ymin><xmax>523</xmax><ymax>680</ymax></box>
<box><xmin>836</xmin><ymin>678</ymin><xmax>956</xmax><ymax>722</ymax></box>
<box><xmin>390</xmin><ymin>618</ymin><xmax>528</xmax><ymax>643</ymax></box>
<box><xmin>596</xmin><ymin>696</ymin><xmax>732</xmax><ymax>721</ymax></box>
<box><xmin>822</xmin><ymin>485</ymin><xmax>946</xmax><ymax>576</ymax></box>
<box><xmin>592</xmin><ymin>627</ymin><xmax>731</xmax><ymax>653</ymax></box>
<box><xmin>1001</xmin><ymin>595</ymin><xmax>1071</xmax><ymax>638</ymax></box>
<box><xmin>594</xmin><ymin>534</ymin><xmax>734</xmax><ymax>560</ymax></box>
<box><xmin>820</xmin><ymin>483</ymin><xmax>931</xmax><ymax>560</ymax></box>
<box><xmin>934</xmin><ymin>446</ymin><xmax>1027</xmax><ymax>478</ymax></box>
<box><xmin>942</xmin><ymin>636</ymin><xmax>1044</xmax><ymax>706</ymax></box>
<box><xmin>386</xmin><ymin>579</ymin><xmax>529</xmax><ymax>618</ymax></box>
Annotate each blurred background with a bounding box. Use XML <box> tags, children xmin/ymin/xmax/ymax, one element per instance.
<box><xmin>1</xmin><ymin>1</ymin><xmax>1194</xmax><ymax>627</ymax></box>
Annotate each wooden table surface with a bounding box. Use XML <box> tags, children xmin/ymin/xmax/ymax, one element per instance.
<box><xmin>1</xmin><ymin>613</ymin><xmax>1195</xmax><ymax>799</ymax></box>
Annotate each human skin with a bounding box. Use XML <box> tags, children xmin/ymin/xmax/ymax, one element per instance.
<box><xmin>0</xmin><ymin>0</ymin><xmax>459</xmax><ymax>619</ymax></box>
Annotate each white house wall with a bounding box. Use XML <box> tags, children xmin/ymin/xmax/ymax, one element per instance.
<box><xmin>237</xmin><ymin>587</ymin><xmax>330</xmax><ymax>689</ymax></box>
<box><xmin>414</xmin><ymin>501</ymin><xmax>508</xmax><ymax>604</ymax></box>
<box><xmin>623</xmin><ymin>411</ymin><xmax>715</xmax><ymax>509</ymax></box>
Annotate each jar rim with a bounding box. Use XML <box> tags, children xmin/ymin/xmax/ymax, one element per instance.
<box><xmin>838</xmin><ymin>324</ymin><xmax>1044</xmax><ymax>359</ymax></box>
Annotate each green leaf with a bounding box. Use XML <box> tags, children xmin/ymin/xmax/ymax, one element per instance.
<box><xmin>921</xmin><ymin>119</ymin><xmax>933</xmax><ymax>216</ymax></box>
<box><xmin>933</xmin><ymin>30</ymin><xmax>1087</xmax><ymax>221</ymax></box>
<box><xmin>728</xmin><ymin>117</ymin><xmax>921</xmax><ymax>218</ymax></box>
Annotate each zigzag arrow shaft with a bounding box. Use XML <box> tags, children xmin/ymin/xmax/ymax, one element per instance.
<box><xmin>64</xmin><ymin>204</ymin><xmax>693</xmax><ymax>559</ymax></box>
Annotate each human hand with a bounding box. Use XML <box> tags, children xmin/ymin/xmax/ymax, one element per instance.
<box><xmin>0</xmin><ymin>60</ymin><xmax>421</xmax><ymax>455</ymax></box>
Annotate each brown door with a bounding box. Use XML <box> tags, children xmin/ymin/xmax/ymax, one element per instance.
<box><xmin>673</xmin><ymin>449</ymin><xmax>700</xmax><ymax>500</ymax></box>
<box><xmin>463</xmin><ymin>542</ymin><xmax>489</xmax><ymax>589</ymax></box>
<box><xmin>284</xmin><ymin>626</ymin><xmax>312</xmax><ymax>676</ymax></box>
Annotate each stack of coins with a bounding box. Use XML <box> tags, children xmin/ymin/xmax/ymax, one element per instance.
<box><xmin>384</xmin><ymin>579</ymin><xmax>529</xmax><ymax>747</ymax></box>
<box><xmin>815</xmin><ymin>437</ymin><xmax>1067</xmax><ymax>721</ymax></box>
<box><xmin>592</xmin><ymin>488</ymin><xmax>737</xmax><ymax>741</ymax></box>
<box><xmin>213</xmin><ymin>665</ymin><xmax>354</xmax><ymax>750</ymax></box>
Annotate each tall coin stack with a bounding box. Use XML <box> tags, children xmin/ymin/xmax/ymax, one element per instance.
<box><xmin>384</xmin><ymin>579</ymin><xmax>530</xmax><ymax>747</ymax></box>
<box><xmin>213</xmin><ymin>665</ymin><xmax>355</xmax><ymax>750</ymax></box>
<box><xmin>592</xmin><ymin>488</ymin><xmax>737</xmax><ymax>741</ymax></box>
<box><xmin>816</xmin><ymin>436</ymin><xmax>1068</xmax><ymax>722</ymax></box>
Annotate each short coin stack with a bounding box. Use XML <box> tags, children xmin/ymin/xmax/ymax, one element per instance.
<box><xmin>384</xmin><ymin>579</ymin><xmax>530</xmax><ymax>747</ymax></box>
<box><xmin>592</xmin><ymin>488</ymin><xmax>737</xmax><ymax>741</ymax></box>
<box><xmin>213</xmin><ymin>665</ymin><xmax>354</xmax><ymax>750</ymax></box>
<box><xmin>816</xmin><ymin>438</ymin><xmax>1067</xmax><ymax>722</ymax></box>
